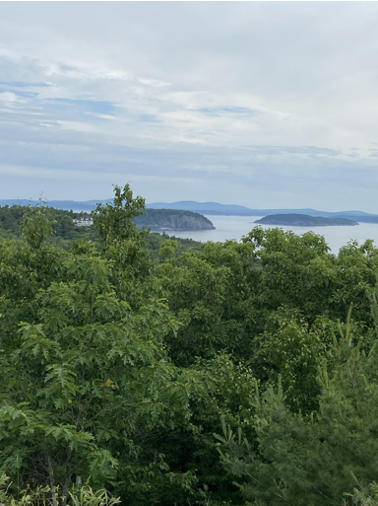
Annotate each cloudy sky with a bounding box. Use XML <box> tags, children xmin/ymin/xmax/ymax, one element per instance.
<box><xmin>1</xmin><ymin>3</ymin><xmax>378</xmax><ymax>211</ymax></box>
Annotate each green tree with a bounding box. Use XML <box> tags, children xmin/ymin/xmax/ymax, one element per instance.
<box><xmin>93</xmin><ymin>184</ymin><xmax>145</xmax><ymax>246</ymax></box>
<box><xmin>21</xmin><ymin>202</ymin><xmax>55</xmax><ymax>250</ymax></box>
<box><xmin>0</xmin><ymin>249</ymin><xmax>184</xmax><ymax>501</ymax></box>
<box><xmin>0</xmin><ymin>187</ymin><xmax>198</xmax><ymax>505</ymax></box>
<box><xmin>217</xmin><ymin>317</ymin><xmax>378</xmax><ymax>505</ymax></box>
<box><xmin>93</xmin><ymin>184</ymin><xmax>151</xmax><ymax>306</ymax></box>
<box><xmin>252</xmin><ymin>313</ymin><xmax>329</xmax><ymax>413</ymax></box>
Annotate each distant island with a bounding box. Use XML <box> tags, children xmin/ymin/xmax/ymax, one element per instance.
<box><xmin>2</xmin><ymin>198</ymin><xmax>378</xmax><ymax>222</ymax></box>
<box><xmin>134</xmin><ymin>209</ymin><xmax>215</xmax><ymax>231</ymax></box>
<box><xmin>254</xmin><ymin>214</ymin><xmax>359</xmax><ymax>227</ymax></box>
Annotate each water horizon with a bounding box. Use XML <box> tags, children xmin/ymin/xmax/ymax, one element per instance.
<box><xmin>162</xmin><ymin>215</ymin><xmax>378</xmax><ymax>254</ymax></box>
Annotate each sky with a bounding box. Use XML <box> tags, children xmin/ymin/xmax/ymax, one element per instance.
<box><xmin>1</xmin><ymin>3</ymin><xmax>378</xmax><ymax>211</ymax></box>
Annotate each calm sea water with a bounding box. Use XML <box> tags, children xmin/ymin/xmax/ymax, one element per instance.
<box><xmin>163</xmin><ymin>215</ymin><xmax>378</xmax><ymax>254</ymax></box>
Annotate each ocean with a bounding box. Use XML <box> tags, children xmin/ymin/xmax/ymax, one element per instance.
<box><xmin>162</xmin><ymin>215</ymin><xmax>378</xmax><ymax>254</ymax></box>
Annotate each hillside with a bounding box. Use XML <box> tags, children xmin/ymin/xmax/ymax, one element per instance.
<box><xmin>134</xmin><ymin>208</ymin><xmax>215</xmax><ymax>231</ymax></box>
<box><xmin>0</xmin><ymin>205</ymin><xmax>98</xmax><ymax>240</ymax></box>
<box><xmin>255</xmin><ymin>214</ymin><xmax>359</xmax><ymax>227</ymax></box>
<box><xmin>0</xmin><ymin>205</ymin><xmax>215</xmax><ymax>238</ymax></box>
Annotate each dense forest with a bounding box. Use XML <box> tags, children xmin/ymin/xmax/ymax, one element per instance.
<box><xmin>0</xmin><ymin>205</ymin><xmax>96</xmax><ymax>241</ymax></box>
<box><xmin>2</xmin><ymin>185</ymin><xmax>378</xmax><ymax>506</ymax></box>
<box><xmin>0</xmin><ymin>204</ymin><xmax>201</xmax><ymax>255</ymax></box>
<box><xmin>0</xmin><ymin>205</ymin><xmax>213</xmax><ymax>244</ymax></box>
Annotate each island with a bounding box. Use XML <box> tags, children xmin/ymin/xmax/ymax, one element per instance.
<box><xmin>133</xmin><ymin>209</ymin><xmax>215</xmax><ymax>231</ymax></box>
<box><xmin>254</xmin><ymin>214</ymin><xmax>359</xmax><ymax>227</ymax></box>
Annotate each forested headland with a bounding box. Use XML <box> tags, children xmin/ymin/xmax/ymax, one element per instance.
<box><xmin>133</xmin><ymin>208</ymin><xmax>215</xmax><ymax>231</ymax></box>
<box><xmin>2</xmin><ymin>185</ymin><xmax>378</xmax><ymax>506</ymax></box>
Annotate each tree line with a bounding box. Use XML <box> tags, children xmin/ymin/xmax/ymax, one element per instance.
<box><xmin>1</xmin><ymin>184</ymin><xmax>378</xmax><ymax>505</ymax></box>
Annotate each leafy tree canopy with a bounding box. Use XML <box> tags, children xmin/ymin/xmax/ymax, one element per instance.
<box><xmin>2</xmin><ymin>185</ymin><xmax>378</xmax><ymax>505</ymax></box>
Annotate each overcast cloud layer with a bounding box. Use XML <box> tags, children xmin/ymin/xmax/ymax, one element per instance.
<box><xmin>1</xmin><ymin>3</ymin><xmax>378</xmax><ymax>211</ymax></box>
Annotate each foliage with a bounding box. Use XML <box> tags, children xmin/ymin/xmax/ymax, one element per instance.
<box><xmin>93</xmin><ymin>184</ymin><xmax>145</xmax><ymax>245</ymax></box>
<box><xmin>4</xmin><ymin>184</ymin><xmax>378</xmax><ymax>505</ymax></box>
<box><xmin>216</xmin><ymin>317</ymin><xmax>378</xmax><ymax>505</ymax></box>
<box><xmin>21</xmin><ymin>203</ymin><xmax>55</xmax><ymax>250</ymax></box>
<box><xmin>0</xmin><ymin>474</ymin><xmax>120</xmax><ymax>506</ymax></box>
<box><xmin>0</xmin><ymin>204</ymin><xmax>202</xmax><ymax>258</ymax></box>
<box><xmin>0</xmin><ymin>205</ymin><xmax>99</xmax><ymax>243</ymax></box>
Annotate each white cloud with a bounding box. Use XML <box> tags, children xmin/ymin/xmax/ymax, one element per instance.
<box><xmin>0</xmin><ymin>91</ymin><xmax>24</xmax><ymax>106</ymax></box>
<box><xmin>1</xmin><ymin>3</ymin><xmax>378</xmax><ymax>210</ymax></box>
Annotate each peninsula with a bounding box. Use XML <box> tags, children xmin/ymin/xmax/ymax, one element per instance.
<box><xmin>254</xmin><ymin>214</ymin><xmax>359</xmax><ymax>227</ymax></box>
<box><xmin>133</xmin><ymin>209</ymin><xmax>215</xmax><ymax>231</ymax></box>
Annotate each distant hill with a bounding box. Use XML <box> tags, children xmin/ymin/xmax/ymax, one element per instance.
<box><xmin>134</xmin><ymin>209</ymin><xmax>215</xmax><ymax>231</ymax></box>
<box><xmin>145</xmin><ymin>201</ymin><xmax>255</xmax><ymax>215</ymax></box>
<box><xmin>146</xmin><ymin>202</ymin><xmax>378</xmax><ymax>223</ymax></box>
<box><xmin>255</xmin><ymin>214</ymin><xmax>359</xmax><ymax>227</ymax></box>
<box><xmin>1</xmin><ymin>199</ymin><xmax>378</xmax><ymax>223</ymax></box>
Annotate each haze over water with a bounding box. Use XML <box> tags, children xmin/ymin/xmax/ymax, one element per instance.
<box><xmin>164</xmin><ymin>216</ymin><xmax>378</xmax><ymax>254</ymax></box>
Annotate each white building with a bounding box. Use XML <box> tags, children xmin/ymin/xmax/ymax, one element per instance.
<box><xmin>73</xmin><ymin>214</ymin><xmax>94</xmax><ymax>227</ymax></box>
